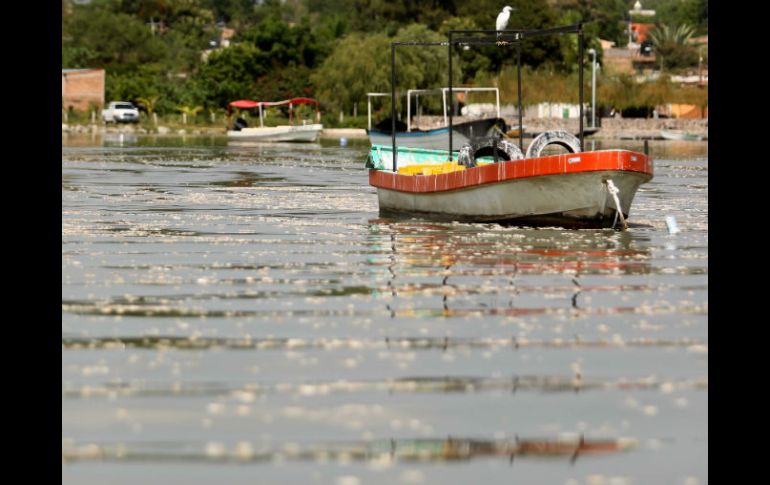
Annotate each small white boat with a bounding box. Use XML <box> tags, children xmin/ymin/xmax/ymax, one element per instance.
<box><xmin>660</xmin><ymin>129</ymin><xmax>704</xmax><ymax>141</ymax></box>
<box><xmin>368</xmin><ymin>117</ymin><xmax>507</xmax><ymax>150</ymax></box>
<box><xmin>227</xmin><ymin>98</ymin><xmax>323</xmax><ymax>143</ymax></box>
<box><xmin>227</xmin><ymin>124</ymin><xmax>323</xmax><ymax>142</ymax></box>
<box><xmin>366</xmin><ymin>87</ymin><xmax>507</xmax><ymax>150</ymax></box>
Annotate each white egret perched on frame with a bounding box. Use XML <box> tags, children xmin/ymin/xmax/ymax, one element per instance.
<box><xmin>496</xmin><ymin>6</ymin><xmax>514</xmax><ymax>45</ymax></box>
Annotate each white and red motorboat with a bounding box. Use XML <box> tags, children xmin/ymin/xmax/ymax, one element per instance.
<box><xmin>367</xmin><ymin>142</ymin><xmax>653</xmax><ymax>228</ymax></box>
<box><xmin>367</xmin><ymin>24</ymin><xmax>653</xmax><ymax>228</ymax></box>
<box><xmin>226</xmin><ymin>98</ymin><xmax>323</xmax><ymax>143</ymax></box>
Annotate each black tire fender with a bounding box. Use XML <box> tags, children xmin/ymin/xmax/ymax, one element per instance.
<box><xmin>458</xmin><ymin>137</ymin><xmax>524</xmax><ymax>168</ymax></box>
<box><xmin>525</xmin><ymin>130</ymin><xmax>581</xmax><ymax>159</ymax></box>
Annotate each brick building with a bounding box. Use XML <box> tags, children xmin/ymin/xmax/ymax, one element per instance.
<box><xmin>62</xmin><ymin>68</ymin><xmax>105</xmax><ymax>112</ymax></box>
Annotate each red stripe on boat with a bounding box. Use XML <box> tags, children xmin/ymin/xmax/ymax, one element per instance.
<box><xmin>369</xmin><ymin>150</ymin><xmax>652</xmax><ymax>193</ymax></box>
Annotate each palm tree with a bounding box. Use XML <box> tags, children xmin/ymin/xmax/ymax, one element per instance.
<box><xmin>177</xmin><ymin>105</ymin><xmax>203</xmax><ymax>124</ymax></box>
<box><xmin>136</xmin><ymin>96</ymin><xmax>160</xmax><ymax>125</ymax></box>
<box><xmin>648</xmin><ymin>24</ymin><xmax>698</xmax><ymax>72</ymax></box>
<box><xmin>648</xmin><ymin>24</ymin><xmax>696</xmax><ymax>48</ymax></box>
<box><xmin>136</xmin><ymin>96</ymin><xmax>159</xmax><ymax>115</ymax></box>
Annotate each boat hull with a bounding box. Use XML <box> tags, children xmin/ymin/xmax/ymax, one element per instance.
<box><xmin>660</xmin><ymin>129</ymin><xmax>703</xmax><ymax>141</ymax></box>
<box><xmin>368</xmin><ymin>118</ymin><xmax>505</xmax><ymax>150</ymax></box>
<box><xmin>376</xmin><ymin>170</ymin><xmax>649</xmax><ymax>227</ymax></box>
<box><xmin>227</xmin><ymin>124</ymin><xmax>323</xmax><ymax>142</ymax></box>
<box><xmin>369</xmin><ymin>149</ymin><xmax>653</xmax><ymax>228</ymax></box>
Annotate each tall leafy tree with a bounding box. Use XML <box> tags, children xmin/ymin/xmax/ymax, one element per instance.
<box><xmin>312</xmin><ymin>24</ymin><xmax>461</xmax><ymax>116</ymax></box>
<box><xmin>237</xmin><ymin>16</ymin><xmax>326</xmax><ymax>68</ymax></box>
<box><xmin>194</xmin><ymin>43</ymin><xmax>269</xmax><ymax>108</ymax></box>
<box><xmin>642</xmin><ymin>0</ymin><xmax>707</xmax><ymax>33</ymax></box>
<box><xmin>454</xmin><ymin>0</ymin><xmax>564</xmax><ymax>71</ymax></box>
<box><xmin>648</xmin><ymin>23</ymin><xmax>699</xmax><ymax>71</ymax></box>
<box><xmin>63</xmin><ymin>4</ymin><xmax>167</xmax><ymax>72</ymax></box>
<box><xmin>345</xmin><ymin>0</ymin><xmax>459</xmax><ymax>33</ymax></box>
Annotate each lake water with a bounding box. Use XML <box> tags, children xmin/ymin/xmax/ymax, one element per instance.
<box><xmin>62</xmin><ymin>134</ymin><xmax>707</xmax><ymax>485</ymax></box>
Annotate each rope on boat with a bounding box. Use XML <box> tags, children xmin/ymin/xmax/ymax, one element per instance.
<box><xmin>605</xmin><ymin>179</ymin><xmax>628</xmax><ymax>230</ymax></box>
<box><xmin>493</xmin><ymin>124</ymin><xmax>512</xmax><ymax>139</ymax></box>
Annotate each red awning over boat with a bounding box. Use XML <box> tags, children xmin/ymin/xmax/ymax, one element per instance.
<box><xmin>259</xmin><ymin>98</ymin><xmax>319</xmax><ymax>107</ymax></box>
<box><xmin>229</xmin><ymin>98</ymin><xmax>319</xmax><ymax>108</ymax></box>
<box><xmin>229</xmin><ymin>100</ymin><xmax>260</xmax><ymax>109</ymax></box>
<box><xmin>227</xmin><ymin>98</ymin><xmax>321</xmax><ymax>125</ymax></box>
<box><xmin>286</xmin><ymin>97</ymin><xmax>319</xmax><ymax>106</ymax></box>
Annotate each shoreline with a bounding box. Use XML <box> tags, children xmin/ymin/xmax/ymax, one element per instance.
<box><xmin>62</xmin><ymin>118</ymin><xmax>708</xmax><ymax>141</ymax></box>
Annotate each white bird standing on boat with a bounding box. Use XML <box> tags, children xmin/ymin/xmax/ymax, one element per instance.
<box><xmin>496</xmin><ymin>6</ymin><xmax>514</xmax><ymax>45</ymax></box>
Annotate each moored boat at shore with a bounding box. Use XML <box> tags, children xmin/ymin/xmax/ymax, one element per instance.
<box><xmin>226</xmin><ymin>98</ymin><xmax>323</xmax><ymax>142</ymax></box>
<box><xmin>660</xmin><ymin>129</ymin><xmax>704</xmax><ymax>141</ymax></box>
<box><xmin>366</xmin><ymin>87</ymin><xmax>507</xmax><ymax>150</ymax></box>
<box><xmin>368</xmin><ymin>117</ymin><xmax>507</xmax><ymax>150</ymax></box>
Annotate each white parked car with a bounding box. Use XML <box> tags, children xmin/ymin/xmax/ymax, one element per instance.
<box><xmin>102</xmin><ymin>101</ymin><xmax>140</xmax><ymax>123</ymax></box>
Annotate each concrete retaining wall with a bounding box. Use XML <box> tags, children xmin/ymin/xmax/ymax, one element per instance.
<box><xmin>412</xmin><ymin>115</ymin><xmax>708</xmax><ymax>139</ymax></box>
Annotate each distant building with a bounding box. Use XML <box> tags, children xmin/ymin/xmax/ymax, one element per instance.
<box><xmin>656</xmin><ymin>104</ymin><xmax>708</xmax><ymax>119</ymax></box>
<box><xmin>220</xmin><ymin>27</ymin><xmax>235</xmax><ymax>48</ymax></box>
<box><xmin>629</xmin><ymin>1</ymin><xmax>655</xmax><ymax>17</ymax></box>
<box><xmin>627</xmin><ymin>1</ymin><xmax>656</xmax><ymax>47</ymax></box>
<box><xmin>530</xmin><ymin>103</ymin><xmax>584</xmax><ymax>119</ymax></box>
<box><xmin>62</xmin><ymin>68</ymin><xmax>105</xmax><ymax>112</ymax></box>
<box><xmin>599</xmin><ymin>39</ymin><xmax>615</xmax><ymax>51</ymax></box>
<box><xmin>201</xmin><ymin>27</ymin><xmax>236</xmax><ymax>62</ymax></box>
<box><xmin>629</xmin><ymin>23</ymin><xmax>655</xmax><ymax>44</ymax></box>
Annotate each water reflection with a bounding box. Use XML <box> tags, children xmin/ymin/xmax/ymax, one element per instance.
<box><xmin>63</xmin><ymin>435</ymin><xmax>639</xmax><ymax>464</ymax></box>
<box><xmin>103</xmin><ymin>132</ymin><xmax>139</xmax><ymax>146</ymax></box>
<box><xmin>227</xmin><ymin>140</ymin><xmax>322</xmax><ymax>151</ymax></box>
<box><xmin>62</xmin><ymin>137</ymin><xmax>707</xmax><ymax>484</ymax></box>
<box><xmin>365</xmin><ymin>219</ymin><xmax>652</xmax><ymax>319</ymax></box>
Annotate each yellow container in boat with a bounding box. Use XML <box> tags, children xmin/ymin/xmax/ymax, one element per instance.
<box><xmin>397</xmin><ymin>162</ymin><xmax>466</xmax><ymax>176</ymax></box>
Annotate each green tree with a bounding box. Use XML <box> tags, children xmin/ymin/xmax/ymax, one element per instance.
<box><xmin>136</xmin><ymin>95</ymin><xmax>160</xmax><ymax>115</ymax></box>
<box><xmin>345</xmin><ymin>0</ymin><xmax>458</xmax><ymax>34</ymax></box>
<box><xmin>439</xmin><ymin>16</ymin><xmax>491</xmax><ymax>82</ymax></box>
<box><xmin>455</xmin><ymin>0</ymin><xmax>564</xmax><ymax>72</ymax></box>
<box><xmin>62</xmin><ymin>4</ymin><xmax>167</xmax><ymax>72</ymax></box>
<box><xmin>645</xmin><ymin>0</ymin><xmax>707</xmax><ymax>34</ymax></box>
<box><xmin>312</xmin><ymin>25</ymin><xmax>461</xmax><ymax>117</ymax></box>
<box><xmin>552</xmin><ymin>0</ymin><xmax>627</xmax><ymax>47</ymax></box>
<box><xmin>237</xmin><ymin>15</ymin><xmax>326</xmax><ymax>69</ymax></box>
<box><xmin>177</xmin><ymin>104</ymin><xmax>203</xmax><ymax>123</ymax></box>
<box><xmin>200</xmin><ymin>0</ymin><xmax>256</xmax><ymax>25</ymax></box>
<box><xmin>194</xmin><ymin>43</ymin><xmax>269</xmax><ymax>108</ymax></box>
<box><xmin>648</xmin><ymin>23</ymin><xmax>699</xmax><ymax>71</ymax></box>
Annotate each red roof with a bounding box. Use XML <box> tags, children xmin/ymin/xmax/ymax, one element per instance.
<box><xmin>229</xmin><ymin>100</ymin><xmax>260</xmax><ymax>108</ymax></box>
<box><xmin>229</xmin><ymin>98</ymin><xmax>319</xmax><ymax>108</ymax></box>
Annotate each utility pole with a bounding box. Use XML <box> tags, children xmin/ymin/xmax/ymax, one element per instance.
<box><xmin>588</xmin><ymin>48</ymin><xmax>597</xmax><ymax>128</ymax></box>
<box><xmin>698</xmin><ymin>48</ymin><xmax>704</xmax><ymax>85</ymax></box>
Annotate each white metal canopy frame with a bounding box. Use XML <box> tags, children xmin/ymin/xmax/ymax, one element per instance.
<box><xmin>366</xmin><ymin>88</ymin><xmax>500</xmax><ymax>132</ymax></box>
<box><xmin>388</xmin><ymin>24</ymin><xmax>586</xmax><ymax>172</ymax></box>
